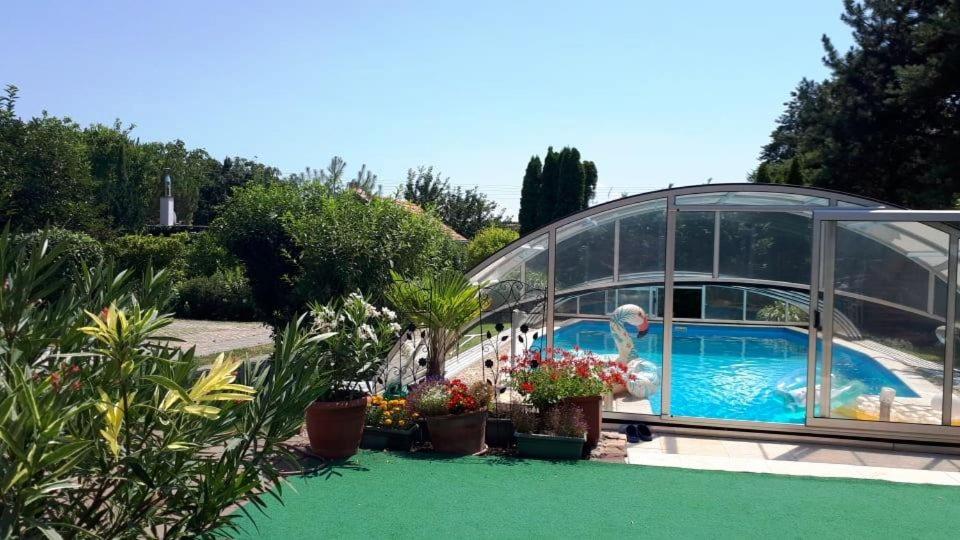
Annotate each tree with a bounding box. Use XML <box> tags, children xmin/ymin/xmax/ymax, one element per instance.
<box><xmin>521</xmin><ymin>146</ymin><xmax>598</xmax><ymax>232</ymax></box>
<box><xmin>347</xmin><ymin>163</ymin><xmax>381</xmax><ymax>195</ymax></box>
<box><xmin>518</xmin><ymin>156</ymin><xmax>542</xmax><ymax>235</ymax></box>
<box><xmin>537</xmin><ymin>147</ymin><xmax>560</xmax><ymax>226</ymax></box>
<box><xmin>195</xmin><ymin>156</ymin><xmax>281</xmax><ymax>225</ymax></box>
<box><xmin>581</xmin><ymin>160</ymin><xmax>598</xmax><ymax>207</ymax></box>
<box><xmin>403</xmin><ymin>166</ymin><xmax>506</xmax><ymax>238</ymax></box>
<box><xmin>556</xmin><ymin>147</ymin><xmax>585</xmax><ymax>218</ymax></box>
<box><xmin>753</xmin><ymin>162</ymin><xmax>773</xmax><ymax>184</ymax></box>
<box><xmin>785</xmin><ymin>158</ymin><xmax>804</xmax><ymax>185</ymax></box>
<box><xmin>0</xmin><ymin>106</ymin><xmax>101</xmax><ymax>234</ymax></box>
<box><xmin>753</xmin><ymin>1</ymin><xmax>960</xmax><ymax>208</ymax></box>
<box><xmin>403</xmin><ymin>166</ymin><xmax>449</xmax><ymax>207</ymax></box>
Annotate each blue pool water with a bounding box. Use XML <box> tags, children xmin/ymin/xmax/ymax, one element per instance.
<box><xmin>537</xmin><ymin>321</ymin><xmax>917</xmax><ymax>424</ymax></box>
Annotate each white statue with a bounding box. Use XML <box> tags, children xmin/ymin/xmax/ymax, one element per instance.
<box><xmin>609</xmin><ymin>304</ymin><xmax>659</xmax><ymax>399</ymax></box>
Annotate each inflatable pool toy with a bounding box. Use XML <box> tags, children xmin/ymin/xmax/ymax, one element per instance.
<box><xmin>610</xmin><ymin>304</ymin><xmax>659</xmax><ymax>399</ymax></box>
<box><xmin>775</xmin><ymin>369</ymin><xmax>864</xmax><ymax>411</ymax></box>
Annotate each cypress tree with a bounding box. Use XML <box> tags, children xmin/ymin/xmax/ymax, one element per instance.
<box><xmin>581</xmin><ymin>160</ymin><xmax>597</xmax><ymax>207</ymax></box>
<box><xmin>537</xmin><ymin>147</ymin><xmax>560</xmax><ymax>227</ymax></box>
<box><xmin>753</xmin><ymin>162</ymin><xmax>773</xmax><ymax>184</ymax></box>
<box><xmin>518</xmin><ymin>155</ymin><xmax>542</xmax><ymax>235</ymax></box>
<box><xmin>556</xmin><ymin>147</ymin><xmax>584</xmax><ymax>218</ymax></box>
<box><xmin>786</xmin><ymin>158</ymin><xmax>804</xmax><ymax>185</ymax></box>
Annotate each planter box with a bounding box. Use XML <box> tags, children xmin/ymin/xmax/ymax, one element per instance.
<box><xmin>426</xmin><ymin>410</ymin><xmax>487</xmax><ymax>455</ymax></box>
<box><xmin>485</xmin><ymin>417</ymin><xmax>515</xmax><ymax>448</ymax></box>
<box><xmin>361</xmin><ymin>424</ymin><xmax>419</xmax><ymax>452</ymax></box>
<box><xmin>515</xmin><ymin>432</ymin><xmax>586</xmax><ymax>460</ymax></box>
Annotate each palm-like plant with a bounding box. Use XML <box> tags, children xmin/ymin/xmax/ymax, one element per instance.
<box><xmin>386</xmin><ymin>269</ymin><xmax>488</xmax><ymax>377</ymax></box>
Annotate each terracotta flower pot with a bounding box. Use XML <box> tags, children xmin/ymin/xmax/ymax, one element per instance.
<box><xmin>426</xmin><ymin>410</ymin><xmax>488</xmax><ymax>455</ymax></box>
<box><xmin>561</xmin><ymin>395</ymin><xmax>602</xmax><ymax>448</ymax></box>
<box><xmin>305</xmin><ymin>396</ymin><xmax>368</xmax><ymax>459</ymax></box>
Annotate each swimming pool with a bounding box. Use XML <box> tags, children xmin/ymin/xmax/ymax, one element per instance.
<box><xmin>537</xmin><ymin>320</ymin><xmax>917</xmax><ymax>424</ymax></box>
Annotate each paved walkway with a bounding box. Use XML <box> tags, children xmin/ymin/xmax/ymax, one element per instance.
<box><xmin>165</xmin><ymin>319</ymin><xmax>272</xmax><ymax>356</ymax></box>
<box><xmin>625</xmin><ymin>432</ymin><xmax>960</xmax><ymax>486</ymax></box>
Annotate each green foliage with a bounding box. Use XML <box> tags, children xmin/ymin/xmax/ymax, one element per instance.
<box><xmin>288</xmin><ymin>156</ymin><xmax>382</xmax><ymax>196</ymax></box>
<box><xmin>0</xmin><ymin>228</ymin><xmax>333</xmax><ymax>537</ymax></box>
<box><xmin>518</xmin><ymin>156</ymin><xmax>542</xmax><ymax>235</ymax></box>
<box><xmin>215</xmin><ymin>182</ymin><xmax>465</xmax><ymax>327</ymax></box>
<box><xmin>753</xmin><ymin>1</ymin><xmax>960</xmax><ymax>208</ymax></box>
<box><xmin>181</xmin><ymin>230</ymin><xmax>240</xmax><ymax>277</ymax></box>
<box><xmin>403</xmin><ymin>165</ymin><xmax>506</xmax><ymax>238</ymax></box>
<box><xmin>105</xmin><ymin>233</ymin><xmax>190</xmax><ymax>281</ymax></box>
<box><xmin>175</xmin><ymin>268</ymin><xmax>257</xmax><ymax>321</ymax></box>
<box><xmin>0</xmin><ymin>86</ymin><xmax>280</xmax><ymax>234</ymax></box>
<box><xmin>0</xmin><ymin>97</ymin><xmax>103</xmax><ymax>234</ymax></box>
<box><xmin>307</xmin><ymin>293</ymin><xmax>399</xmax><ymax>400</ymax></box>
<box><xmin>195</xmin><ymin>156</ymin><xmax>282</xmax><ymax>226</ymax></box>
<box><xmin>385</xmin><ymin>269</ymin><xmax>487</xmax><ymax>377</ymax></box>
<box><xmin>467</xmin><ymin>226</ymin><xmax>519</xmax><ymax>268</ymax></box>
<box><xmin>757</xmin><ymin>302</ymin><xmax>807</xmax><ymax>323</ymax></box>
<box><xmin>13</xmin><ymin>227</ymin><xmax>103</xmax><ymax>278</ymax></box>
<box><xmin>521</xmin><ymin>146</ymin><xmax>597</xmax><ymax>233</ymax></box>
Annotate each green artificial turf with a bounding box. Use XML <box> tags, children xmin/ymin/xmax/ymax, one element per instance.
<box><xmin>227</xmin><ymin>451</ymin><xmax>960</xmax><ymax>539</ymax></box>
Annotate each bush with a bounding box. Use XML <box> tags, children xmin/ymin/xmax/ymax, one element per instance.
<box><xmin>175</xmin><ymin>268</ymin><xmax>257</xmax><ymax>321</ymax></box>
<box><xmin>13</xmin><ymin>227</ymin><xmax>103</xmax><ymax>278</ymax></box>
<box><xmin>105</xmin><ymin>232</ymin><xmax>190</xmax><ymax>281</ymax></box>
<box><xmin>0</xmin><ymin>228</ymin><xmax>332</xmax><ymax>538</ymax></box>
<box><xmin>182</xmin><ymin>230</ymin><xmax>239</xmax><ymax>277</ymax></box>
<box><xmin>466</xmin><ymin>226</ymin><xmax>518</xmax><ymax>268</ymax></box>
<box><xmin>215</xmin><ymin>182</ymin><xmax>465</xmax><ymax>327</ymax></box>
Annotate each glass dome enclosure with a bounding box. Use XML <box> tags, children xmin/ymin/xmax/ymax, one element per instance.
<box><xmin>466</xmin><ymin>184</ymin><xmax>960</xmax><ymax>443</ymax></box>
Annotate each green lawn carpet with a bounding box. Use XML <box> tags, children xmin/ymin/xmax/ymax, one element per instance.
<box><xmin>227</xmin><ymin>450</ymin><xmax>960</xmax><ymax>539</ymax></box>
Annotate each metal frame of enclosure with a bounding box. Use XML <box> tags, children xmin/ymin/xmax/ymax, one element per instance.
<box><xmin>466</xmin><ymin>184</ymin><xmax>960</xmax><ymax>445</ymax></box>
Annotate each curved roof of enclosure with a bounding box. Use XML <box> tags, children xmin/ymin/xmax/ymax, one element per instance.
<box><xmin>468</xmin><ymin>183</ymin><xmax>955</xmax><ymax>324</ymax></box>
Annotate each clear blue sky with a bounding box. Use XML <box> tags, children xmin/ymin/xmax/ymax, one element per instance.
<box><xmin>3</xmin><ymin>1</ymin><xmax>852</xmax><ymax>217</ymax></box>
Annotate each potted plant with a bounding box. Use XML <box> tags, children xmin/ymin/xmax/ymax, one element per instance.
<box><xmin>361</xmin><ymin>394</ymin><xmax>419</xmax><ymax>451</ymax></box>
<box><xmin>304</xmin><ymin>293</ymin><xmax>401</xmax><ymax>459</ymax></box>
<box><xmin>508</xmin><ymin>348</ymin><xmax>623</xmax><ymax>448</ymax></box>
<box><xmin>513</xmin><ymin>403</ymin><xmax>587</xmax><ymax>460</ymax></box>
<box><xmin>407</xmin><ymin>378</ymin><xmax>491</xmax><ymax>454</ymax></box>
<box><xmin>385</xmin><ymin>269</ymin><xmax>488</xmax><ymax>378</ymax></box>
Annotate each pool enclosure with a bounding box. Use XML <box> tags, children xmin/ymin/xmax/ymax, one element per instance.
<box><xmin>465</xmin><ymin>184</ymin><xmax>960</xmax><ymax>444</ymax></box>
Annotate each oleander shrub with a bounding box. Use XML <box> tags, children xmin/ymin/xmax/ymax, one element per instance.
<box><xmin>0</xmin><ymin>228</ymin><xmax>333</xmax><ymax>538</ymax></box>
<box><xmin>175</xmin><ymin>267</ymin><xmax>257</xmax><ymax>321</ymax></box>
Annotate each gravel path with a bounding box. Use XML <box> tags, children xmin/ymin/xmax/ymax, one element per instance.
<box><xmin>164</xmin><ymin>319</ymin><xmax>272</xmax><ymax>356</ymax></box>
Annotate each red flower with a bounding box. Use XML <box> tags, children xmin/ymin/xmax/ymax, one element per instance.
<box><xmin>519</xmin><ymin>381</ymin><xmax>535</xmax><ymax>394</ymax></box>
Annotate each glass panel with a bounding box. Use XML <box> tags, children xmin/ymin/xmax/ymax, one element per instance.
<box><xmin>828</xmin><ymin>221</ymin><xmax>946</xmax><ymax>425</ymax></box>
<box><xmin>835</xmin><ymin>222</ymin><xmax>946</xmax><ymax>312</ymax></box>
<box><xmin>676</xmin><ymin>191</ymin><xmax>829</xmax><ymax>206</ymax></box>
<box><xmin>676</xmin><ymin>211</ymin><xmax>714</xmax><ymax>276</ymax></box>
<box><xmin>556</xmin><ymin>218</ymin><xmax>615</xmax><ymax>290</ymax></box>
<box><xmin>704</xmin><ymin>285</ymin><xmax>743</xmax><ymax>320</ymax></box>
<box><xmin>617</xmin><ymin>199</ymin><xmax>667</xmax><ymax>280</ymax></box>
<box><xmin>718</xmin><ymin>212</ymin><xmax>811</xmax><ymax>284</ymax></box>
<box><xmin>548</xmin><ymin>286</ymin><xmax>664</xmax><ymax>416</ymax></box>
<box><xmin>473</xmin><ymin>234</ymin><xmax>547</xmax><ymax>286</ymax></box>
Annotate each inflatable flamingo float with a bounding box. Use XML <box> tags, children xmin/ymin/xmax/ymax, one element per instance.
<box><xmin>609</xmin><ymin>304</ymin><xmax>660</xmax><ymax>399</ymax></box>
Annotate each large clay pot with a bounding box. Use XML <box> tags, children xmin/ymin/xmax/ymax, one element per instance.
<box><xmin>305</xmin><ymin>396</ymin><xmax>368</xmax><ymax>459</ymax></box>
<box><xmin>426</xmin><ymin>410</ymin><xmax>488</xmax><ymax>454</ymax></box>
<box><xmin>562</xmin><ymin>395</ymin><xmax>602</xmax><ymax>448</ymax></box>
